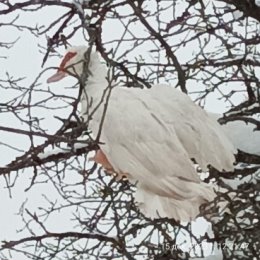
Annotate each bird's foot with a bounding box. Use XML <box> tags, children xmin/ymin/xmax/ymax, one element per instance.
<box><xmin>111</xmin><ymin>171</ymin><xmax>128</xmax><ymax>181</ymax></box>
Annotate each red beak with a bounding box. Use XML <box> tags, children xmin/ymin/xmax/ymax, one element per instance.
<box><xmin>47</xmin><ymin>51</ymin><xmax>77</xmax><ymax>83</ymax></box>
<box><xmin>47</xmin><ymin>71</ymin><xmax>66</xmax><ymax>83</ymax></box>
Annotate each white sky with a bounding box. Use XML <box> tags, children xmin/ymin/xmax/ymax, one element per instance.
<box><xmin>0</xmin><ymin>1</ymin><xmax>259</xmax><ymax>259</ymax></box>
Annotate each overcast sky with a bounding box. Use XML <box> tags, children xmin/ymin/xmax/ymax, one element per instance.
<box><xmin>1</xmin><ymin>1</ymin><xmax>259</xmax><ymax>259</ymax></box>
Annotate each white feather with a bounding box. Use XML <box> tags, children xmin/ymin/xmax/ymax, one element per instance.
<box><xmin>51</xmin><ymin>47</ymin><xmax>237</xmax><ymax>221</ymax></box>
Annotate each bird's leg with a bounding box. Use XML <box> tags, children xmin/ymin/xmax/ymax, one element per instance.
<box><xmin>90</xmin><ymin>149</ymin><xmax>114</xmax><ymax>171</ymax></box>
<box><xmin>89</xmin><ymin>149</ymin><xmax>128</xmax><ymax>181</ymax></box>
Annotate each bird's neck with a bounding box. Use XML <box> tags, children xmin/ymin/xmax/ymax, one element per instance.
<box><xmin>81</xmin><ymin>59</ymin><xmax>113</xmax><ymax>119</ymax></box>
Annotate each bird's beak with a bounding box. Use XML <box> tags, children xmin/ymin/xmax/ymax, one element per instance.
<box><xmin>47</xmin><ymin>70</ymin><xmax>66</xmax><ymax>83</ymax></box>
<box><xmin>47</xmin><ymin>51</ymin><xmax>77</xmax><ymax>83</ymax></box>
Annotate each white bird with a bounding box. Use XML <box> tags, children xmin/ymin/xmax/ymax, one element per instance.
<box><xmin>47</xmin><ymin>46</ymin><xmax>236</xmax><ymax>221</ymax></box>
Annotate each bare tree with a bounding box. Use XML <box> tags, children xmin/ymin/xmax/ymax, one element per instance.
<box><xmin>0</xmin><ymin>0</ymin><xmax>259</xmax><ymax>259</ymax></box>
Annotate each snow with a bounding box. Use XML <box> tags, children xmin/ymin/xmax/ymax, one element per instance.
<box><xmin>0</xmin><ymin>2</ymin><xmax>259</xmax><ymax>260</ymax></box>
<box><xmin>226</xmin><ymin>103</ymin><xmax>260</xmax><ymax>117</ymax></box>
<box><xmin>210</xmin><ymin>113</ymin><xmax>260</xmax><ymax>155</ymax></box>
<box><xmin>221</xmin><ymin>167</ymin><xmax>260</xmax><ymax>190</ymax></box>
<box><xmin>255</xmin><ymin>0</ymin><xmax>260</xmax><ymax>7</ymax></box>
<box><xmin>71</xmin><ymin>0</ymin><xmax>87</xmax><ymax>15</ymax></box>
<box><xmin>37</xmin><ymin>141</ymin><xmax>89</xmax><ymax>159</ymax></box>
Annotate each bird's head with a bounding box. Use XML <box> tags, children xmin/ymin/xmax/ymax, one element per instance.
<box><xmin>47</xmin><ymin>46</ymin><xmax>89</xmax><ymax>83</ymax></box>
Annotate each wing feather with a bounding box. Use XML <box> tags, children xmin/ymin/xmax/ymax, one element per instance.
<box><xmin>89</xmin><ymin>85</ymin><xmax>235</xmax><ymax>199</ymax></box>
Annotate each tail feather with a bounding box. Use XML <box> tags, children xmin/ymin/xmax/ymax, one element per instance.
<box><xmin>135</xmin><ymin>183</ymin><xmax>217</xmax><ymax>222</ymax></box>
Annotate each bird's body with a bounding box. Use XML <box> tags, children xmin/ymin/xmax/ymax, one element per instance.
<box><xmin>47</xmin><ymin>46</ymin><xmax>236</xmax><ymax>221</ymax></box>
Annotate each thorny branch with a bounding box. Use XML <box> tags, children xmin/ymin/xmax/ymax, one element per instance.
<box><xmin>0</xmin><ymin>1</ymin><xmax>260</xmax><ymax>260</ymax></box>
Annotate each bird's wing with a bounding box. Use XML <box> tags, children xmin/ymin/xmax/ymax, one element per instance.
<box><xmin>149</xmin><ymin>85</ymin><xmax>236</xmax><ymax>172</ymax></box>
<box><xmin>89</xmin><ymin>85</ymin><xmax>235</xmax><ymax>198</ymax></box>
